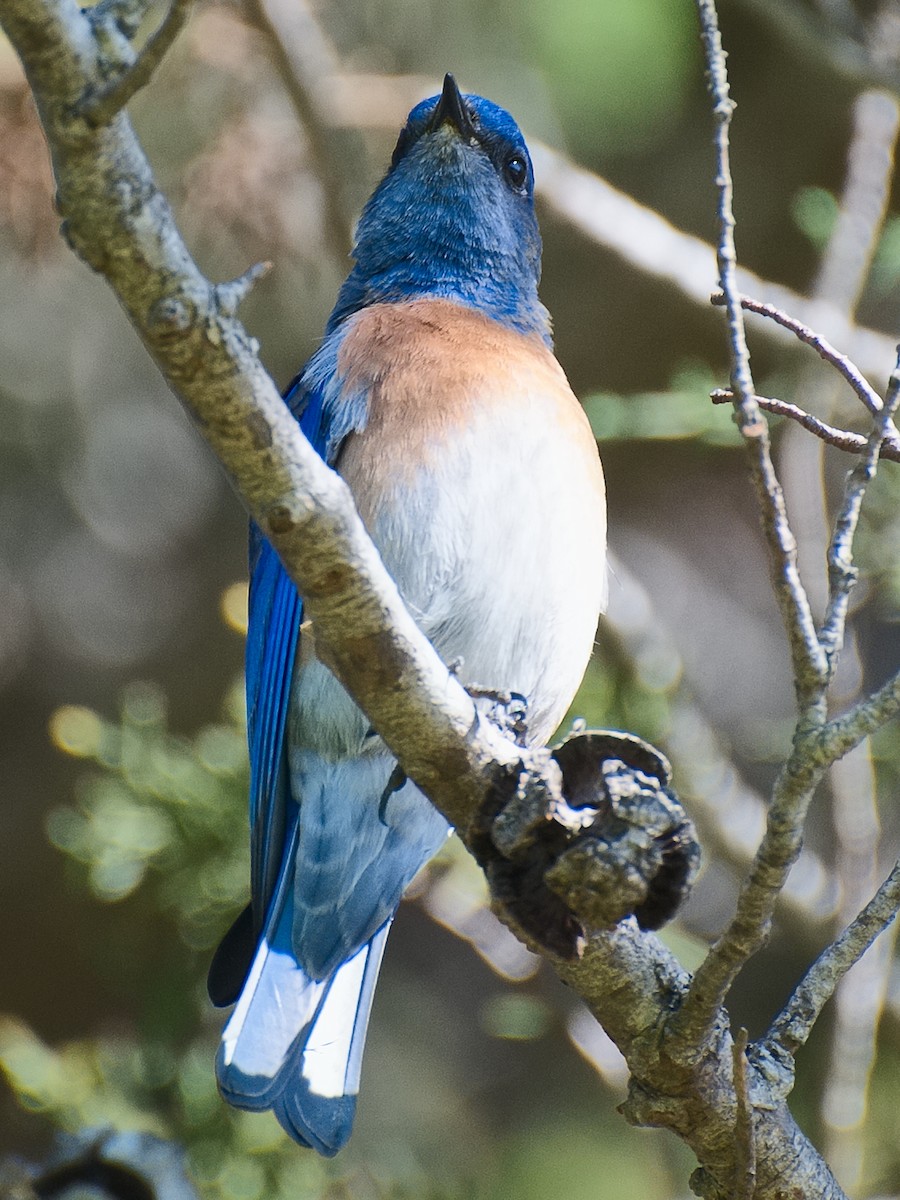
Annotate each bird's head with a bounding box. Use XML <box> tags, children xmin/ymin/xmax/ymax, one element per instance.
<box><xmin>330</xmin><ymin>75</ymin><xmax>550</xmax><ymax>342</ymax></box>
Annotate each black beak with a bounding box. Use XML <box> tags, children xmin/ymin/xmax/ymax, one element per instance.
<box><xmin>428</xmin><ymin>73</ymin><xmax>475</xmax><ymax>140</ymax></box>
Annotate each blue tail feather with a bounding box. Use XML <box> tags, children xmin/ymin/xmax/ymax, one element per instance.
<box><xmin>272</xmin><ymin>924</ymin><xmax>390</xmax><ymax>1155</ymax></box>
<box><xmin>215</xmin><ymin>812</ymin><xmax>392</xmax><ymax>1151</ymax></box>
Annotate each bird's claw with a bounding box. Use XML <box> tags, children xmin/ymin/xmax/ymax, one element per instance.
<box><xmin>466</xmin><ymin>684</ymin><xmax>529</xmax><ymax>746</ymax></box>
<box><xmin>378</xmin><ymin>763</ymin><xmax>408</xmax><ymax>823</ymax></box>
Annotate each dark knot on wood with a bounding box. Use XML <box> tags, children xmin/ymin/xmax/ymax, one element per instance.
<box><xmin>469</xmin><ymin>728</ymin><xmax>700</xmax><ymax>960</ymax></box>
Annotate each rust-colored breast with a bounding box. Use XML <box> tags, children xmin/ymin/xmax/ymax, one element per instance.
<box><xmin>334</xmin><ymin>298</ymin><xmax>602</xmax><ymax>526</ymax></box>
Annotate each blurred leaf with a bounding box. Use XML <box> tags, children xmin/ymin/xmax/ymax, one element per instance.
<box><xmin>523</xmin><ymin>0</ymin><xmax>697</xmax><ymax>156</ymax></box>
<box><xmin>583</xmin><ymin>367</ymin><xmax>741</xmax><ymax>446</ymax></box>
<box><xmin>479</xmin><ymin>994</ymin><xmax>552</xmax><ymax>1041</ymax></box>
<box><xmin>45</xmin><ymin>680</ymin><xmax>249</xmax><ymax>942</ymax></box>
<box><xmin>791</xmin><ymin>185</ymin><xmax>838</xmax><ymax>252</ymax></box>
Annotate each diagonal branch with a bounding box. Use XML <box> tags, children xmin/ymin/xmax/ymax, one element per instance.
<box><xmin>820</xmin><ymin>357</ymin><xmax>900</xmax><ymax>663</ymax></box>
<box><xmin>0</xmin><ymin>0</ymin><xmax>518</xmax><ymax>831</ymax></box>
<box><xmin>530</xmin><ymin>137</ymin><xmax>896</xmax><ymax>380</ymax></box>
<box><xmin>80</xmin><ymin>0</ymin><xmax>192</xmax><ymax>126</ymax></box>
<box><xmin>710</xmin><ymin>387</ymin><xmax>900</xmax><ymax>461</ymax></box>
<box><xmin>712</xmin><ymin>292</ymin><xmax>886</xmax><ymax>417</ymax></box>
<box><xmin>764</xmin><ymin>855</ymin><xmax>900</xmax><ymax>1059</ymax></box>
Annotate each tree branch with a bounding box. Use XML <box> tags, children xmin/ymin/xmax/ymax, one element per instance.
<box><xmin>0</xmin><ymin>0</ymin><xmax>518</xmax><ymax>832</ymax></box>
<box><xmin>672</xmin><ymin>24</ymin><xmax>900</xmax><ymax>1192</ymax></box>
<box><xmin>80</xmin><ymin>0</ymin><xmax>193</xmax><ymax>126</ymax></box>
<box><xmin>711</xmin><ymin>292</ymin><xmax>886</xmax><ymax>418</ymax></box>
<box><xmin>777</xmin><ymin>91</ymin><xmax>900</xmax><ymax>1180</ymax></box>
<box><xmin>764</xmin><ymin>856</ymin><xmax>900</xmax><ymax>1059</ymax></box>
<box><xmin>672</xmin><ymin>0</ymin><xmax>833</xmax><ymax>1057</ymax></box>
<box><xmin>710</xmin><ymin>387</ymin><xmax>900</xmax><ymax>462</ymax></box>
<box><xmin>695</xmin><ymin>39</ymin><xmax>827</xmax><ymax>712</ymax></box>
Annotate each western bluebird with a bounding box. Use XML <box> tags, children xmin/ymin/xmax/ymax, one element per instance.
<box><xmin>209</xmin><ymin>73</ymin><xmax>607</xmax><ymax>1154</ymax></box>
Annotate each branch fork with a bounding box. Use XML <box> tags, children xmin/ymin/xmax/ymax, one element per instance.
<box><xmin>78</xmin><ymin>0</ymin><xmax>192</xmax><ymax>127</ymax></box>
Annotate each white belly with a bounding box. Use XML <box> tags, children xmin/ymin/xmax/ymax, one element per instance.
<box><xmin>291</xmin><ymin>390</ymin><xmax>607</xmax><ymax>756</ymax></box>
<box><xmin>373</xmin><ymin>399</ymin><xmax>606</xmax><ymax>740</ymax></box>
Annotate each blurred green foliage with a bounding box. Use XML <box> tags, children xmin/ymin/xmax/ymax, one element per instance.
<box><xmin>793</xmin><ymin>183</ymin><xmax>900</xmax><ymax>301</ymax></box>
<box><xmin>584</xmin><ymin>365</ymin><xmax>741</xmax><ymax>446</ymax></box>
<box><xmin>45</xmin><ymin>681</ymin><xmax>248</xmax><ymax>940</ymax></box>
<box><xmin>0</xmin><ymin>684</ymin><xmax>338</xmax><ymax>1200</ymax></box>
<box><xmin>0</xmin><ymin>680</ymin><xmax>483</xmax><ymax>1198</ymax></box>
<box><xmin>520</xmin><ymin>0</ymin><xmax>698</xmax><ymax>157</ymax></box>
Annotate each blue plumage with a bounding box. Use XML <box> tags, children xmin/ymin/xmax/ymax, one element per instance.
<box><xmin>327</xmin><ymin>91</ymin><xmax>549</xmax><ymax>341</ymax></box>
<box><xmin>211</xmin><ymin>74</ymin><xmax>608</xmax><ymax>1155</ymax></box>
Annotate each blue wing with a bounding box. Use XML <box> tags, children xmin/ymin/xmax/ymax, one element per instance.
<box><xmin>246</xmin><ymin>372</ymin><xmax>330</xmax><ymax>926</ymax></box>
<box><xmin>213</xmin><ymin>342</ymin><xmax>448</xmax><ymax>1153</ymax></box>
<box><xmin>212</xmin><ymin>359</ymin><xmax>398</xmax><ymax>1153</ymax></box>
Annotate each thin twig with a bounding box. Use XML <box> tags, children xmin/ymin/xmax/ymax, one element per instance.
<box><xmin>765</xmin><ymin>856</ymin><xmax>900</xmax><ymax>1057</ymax></box>
<box><xmin>79</xmin><ymin>0</ymin><xmax>192</xmax><ymax>126</ymax></box>
<box><xmin>214</xmin><ymin>260</ymin><xmax>272</xmax><ymax>318</ymax></box>
<box><xmin>732</xmin><ymin>1027</ymin><xmax>757</xmax><ymax>1200</ymax></box>
<box><xmin>821</xmin><ymin>663</ymin><xmax>900</xmax><ymax>758</ymax></box>
<box><xmin>711</xmin><ymin>293</ymin><xmax>885</xmax><ymax>416</ymax></box>
<box><xmin>671</xmin><ymin>0</ymin><xmax>830</xmax><ymax>1051</ymax></box>
<box><xmin>820</xmin><ymin>354</ymin><xmax>900</xmax><ymax>663</ymax></box>
<box><xmin>698</xmin><ymin>60</ymin><xmax>826</xmax><ymax>704</ymax></box>
<box><xmin>711</xmin><ymin>388</ymin><xmax>900</xmax><ymax>461</ymax></box>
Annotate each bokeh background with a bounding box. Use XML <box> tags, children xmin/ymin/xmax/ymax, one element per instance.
<box><xmin>2</xmin><ymin>0</ymin><xmax>900</xmax><ymax>1196</ymax></box>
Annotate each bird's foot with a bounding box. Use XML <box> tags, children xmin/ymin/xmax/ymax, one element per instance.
<box><xmin>378</xmin><ymin>762</ymin><xmax>408</xmax><ymax>823</ymax></box>
<box><xmin>466</xmin><ymin>684</ymin><xmax>529</xmax><ymax>747</ymax></box>
<box><xmin>446</xmin><ymin>658</ymin><xmax>529</xmax><ymax>746</ymax></box>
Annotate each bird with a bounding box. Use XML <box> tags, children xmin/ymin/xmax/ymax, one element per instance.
<box><xmin>208</xmin><ymin>73</ymin><xmax>608</xmax><ymax>1155</ymax></box>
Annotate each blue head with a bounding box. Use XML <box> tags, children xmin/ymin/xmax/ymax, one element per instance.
<box><xmin>328</xmin><ymin>75</ymin><xmax>551</xmax><ymax>343</ymax></box>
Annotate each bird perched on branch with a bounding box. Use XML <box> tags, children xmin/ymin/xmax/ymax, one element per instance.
<box><xmin>209</xmin><ymin>74</ymin><xmax>607</xmax><ymax>1154</ymax></box>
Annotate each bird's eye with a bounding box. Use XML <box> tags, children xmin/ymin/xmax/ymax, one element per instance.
<box><xmin>504</xmin><ymin>153</ymin><xmax>528</xmax><ymax>190</ymax></box>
